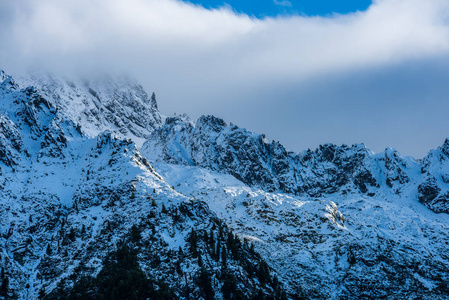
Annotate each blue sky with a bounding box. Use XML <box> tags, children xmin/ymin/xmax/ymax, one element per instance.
<box><xmin>184</xmin><ymin>0</ymin><xmax>372</xmax><ymax>17</ymax></box>
<box><xmin>2</xmin><ymin>0</ymin><xmax>449</xmax><ymax>158</ymax></box>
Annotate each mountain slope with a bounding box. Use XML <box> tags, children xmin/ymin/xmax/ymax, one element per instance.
<box><xmin>154</xmin><ymin>162</ymin><xmax>449</xmax><ymax>299</ymax></box>
<box><xmin>0</xmin><ymin>70</ymin><xmax>284</xmax><ymax>300</ymax></box>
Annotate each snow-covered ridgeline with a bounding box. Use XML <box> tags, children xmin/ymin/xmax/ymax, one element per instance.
<box><xmin>142</xmin><ymin>114</ymin><xmax>449</xmax><ymax>214</ymax></box>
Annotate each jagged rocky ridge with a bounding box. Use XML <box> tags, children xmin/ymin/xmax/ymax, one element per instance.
<box><xmin>141</xmin><ymin>114</ymin><xmax>449</xmax><ymax>214</ymax></box>
<box><xmin>0</xmin><ymin>71</ymin><xmax>285</xmax><ymax>299</ymax></box>
<box><xmin>1</xmin><ymin>69</ymin><xmax>449</xmax><ymax>299</ymax></box>
<box><xmin>15</xmin><ymin>71</ymin><xmax>163</xmax><ymax>146</ymax></box>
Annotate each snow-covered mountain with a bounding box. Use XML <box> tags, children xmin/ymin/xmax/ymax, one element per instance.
<box><xmin>0</xmin><ymin>70</ymin><xmax>284</xmax><ymax>299</ymax></box>
<box><xmin>15</xmin><ymin>71</ymin><xmax>163</xmax><ymax>146</ymax></box>
<box><xmin>1</xmin><ymin>68</ymin><xmax>449</xmax><ymax>299</ymax></box>
<box><xmin>140</xmin><ymin>104</ymin><xmax>449</xmax><ymax>299</ymax></box>
<box><xmin>141</xmin><ymin>114</ymin><xmax>449</xmax><ymax>215</ymax></box>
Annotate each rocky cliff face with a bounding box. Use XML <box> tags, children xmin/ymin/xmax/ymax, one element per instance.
<box><xmin>418</xmin><ymin>139</ymin><xmax>449</xmax><ymax>214</ymax></box>
<box><xmin>142</xmin><ymin>114</ymin><xmax>425</xmax><ymax>201</ymax></box>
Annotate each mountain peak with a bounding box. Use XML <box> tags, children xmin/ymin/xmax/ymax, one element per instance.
<box><xmin>440</xmin><ymin>138</ymin><xmax>449</xmax><ymax>156</ymax></box>
<box><xmin>0</xmin><ymin>70</ymin><xmax>18</xmax><ymax>91</ymax></box>
<box><xmin>196</xmin><ymin>115</ymin><xmax>227</xmax><ymax>132</ymax></box>
<box><xmin>13</xmin><ymin>71</ymin><xmax>164</xmax><ymax>147</ymax></box>
<box><xmin>151</xmin><ymin>92</ymin><xmax>158</xmax><ymax>110</ymax></box>
<box><xmin>0</xmin><ymin>69</ymin><xmax>6</xmax><ymax>82</ymax></box>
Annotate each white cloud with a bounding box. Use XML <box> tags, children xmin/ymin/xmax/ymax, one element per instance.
<box><xmin>2</xmin><ymin>0</ymin><xmax>449</xmax><ymax>74</ymax></box>
<box><xmin>1</xmin><ymin>0</ymin><xmax>448</xmax><ymax>80</ymax></box>
<box><xmin>273</xmin><ymin>0</ymin><xmax>292</xmax><ymax>7</ymax></box>
<box><xmin>1</xmin><ymin>0</ymin><xmax>449</xmax><ymax>157</ymax></box>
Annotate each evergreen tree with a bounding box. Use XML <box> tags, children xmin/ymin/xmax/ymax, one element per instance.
<box><xmin>221</xmin><ymin>271</ymin><xmax>238</xmax><ymax>300</ymax></box>
<box><xmin>209</xmin><ymin>229</ymin><xmax>215</xmax><ymax>247</ymax></box>
<box><xmin>198</xmin><ymin>254</ymin><xmax>203</xmax><ymax>268</ymax></box>
<box><xmin>197</xmin><ymin>268</ymin><xmax>214</xmax><ymax>300</ymax></box>
<box><xmin>256</xmin><ymin>261</ymin><xmax>271</xmax><ymax>285</ymax></box>
<box><xmin>250</xmin><ymin>243</ymin><xmax>256</xmax><ymax>255</ymax></box>
<box><xmin>151</xmin><ymin>225</ymin><xmax>156</xmax><ymax>237</ymax></box>
<box><xmin>253</xmin><ymin>290</ymin><xmax>265</xmax><ymax>300</ymax></box>
<box><xmin>1</xmin><ymin>275</ymin><xmax>8</xmax><ymax>298</ymax></box>
<box><xmin>188</xmin><ymin>228</ymin><xmax>198</xmax><ymax>257</ymax></box>
<box><xmin>130</xmin><ymin>225</ymin><xmax>142</xmax><ymax>243</ymax></box>
<box><xmin>49</xmin><ymin>244</ymin><xmax>177</xmax><ymax>300</ymax></box>
<box><xmin>215</xmin><ymin>242</ymin><xmax>221</xmax><ymax>262</ymax></box>
<box><xmin>221</xmin><ymin>246</ymin><xmax>227</xmax><ymax>266</ymax></box>
<box><xmin>68</xmin><ymin>228</ymin><xmax>76</xmax><ymax>242</ymax></box>
<box><xmin>175</xmin><ymin>260</ymin><xmax>183</xmax><ymax>275</ymax></box>
<box><xmin>38</xmin><ymin>288</ymin><xmax>46</xmax><ymax>299</ymax></box>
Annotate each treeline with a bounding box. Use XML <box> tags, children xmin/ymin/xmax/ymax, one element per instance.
<box><xmin>39</xmin><ymin>200</ymin><xmax>288</xmax><ymax>300</ymax></box>
<box><xmin>42</xmin><ymin>243</ymin><xmax>176</xmax><ymax>300</ymax></box>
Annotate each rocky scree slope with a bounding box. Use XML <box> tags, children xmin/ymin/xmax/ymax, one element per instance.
<box><xmin>141</xmin><ymin>114</ymin><xmax>449</xmax><ymax>214</ymax></box>
<box><xmin>0</xmin><ymin>71</ymin><xmax>286</xmax><ymax>300</ymax></box>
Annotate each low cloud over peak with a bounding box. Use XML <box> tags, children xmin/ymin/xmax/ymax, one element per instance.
<box><xmin>1</xmin><ymin>0</ymin><xmax>449</xmax><ymax>157</ymax></box>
